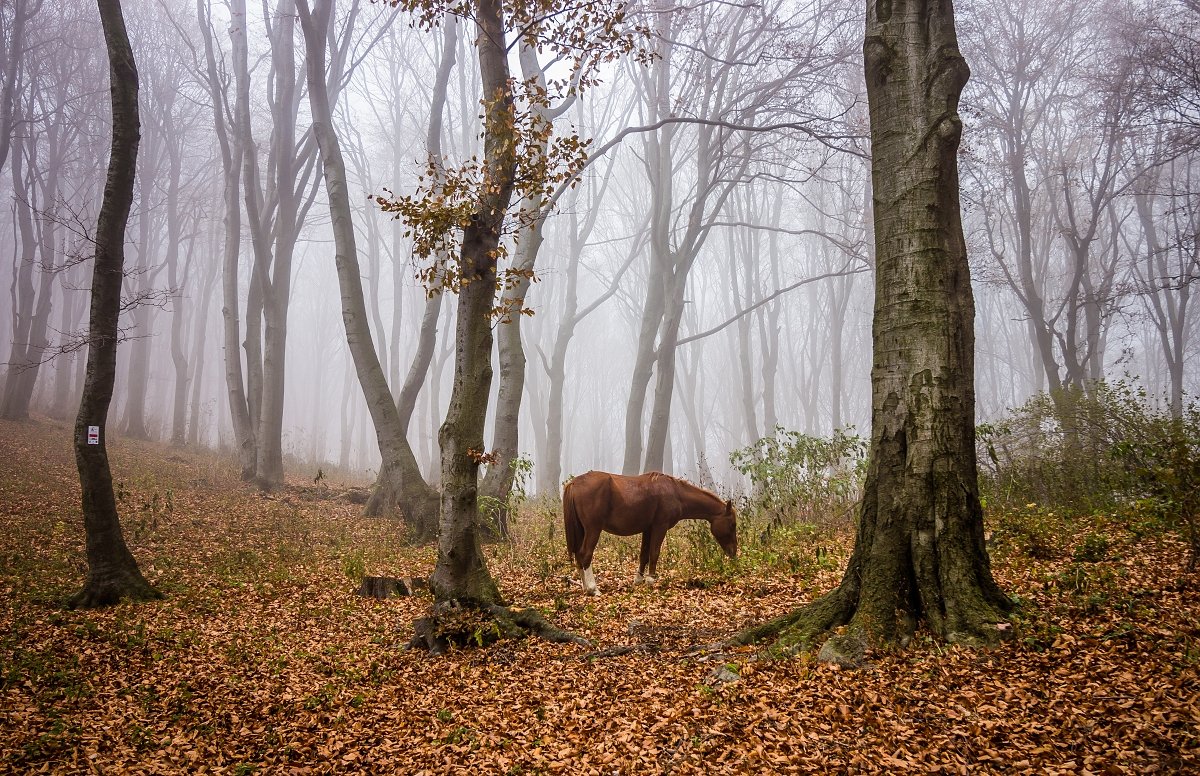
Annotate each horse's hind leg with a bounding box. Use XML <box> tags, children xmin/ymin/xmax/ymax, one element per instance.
<box><xmin>578</xmin><ymin>528</ymin><xmax>602</xmax><ymax>595</ymax></box>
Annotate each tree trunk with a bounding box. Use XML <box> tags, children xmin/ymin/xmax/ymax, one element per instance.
<box><xmin>741</xmin><ymin>0</ymin><xmax>1010</xmax><ymax>660</ymax></box>
<box><xmin>0</xmin><ymin>0</ymin><xmax>28</xmax><ymax>175</ymax></box>
<box><xmin>477</xmin><ymin>207</ymin><xmax>539</xmax><ymax>537</ymax></box>
<box><xmin>201</xmin><ymin>0</ymin><xmax>256</xmax><ymax>477</ymax></box>
<box><xmin>120</xmin><ymin>133</ymin><xmax>160</xmax><ymax>441</ymax></box>
<box><xmin>165</xmin><ymin>146</ymin><xmax>189</xmax><ymax>447</ymax></box>
<box><xmin>1</xmin><ymin>134</ymin><xmax>41</xmax><ymax>420</ymax></box>
<box><xmin>363</xmin><ymin>14</ymin><xmax>455</xmax><ymax>529</ymax></box>
<box><xmin>643</xmin><ymin>269</ymin><xmax>687</xmax><ymax>472</ymax></box>
<box><xmin>297</xmin><ymin>0</ymin><xmax>439</xmax><ymax>541</ymax></box>
<box><xmin>427</xmin><ymin>0</ymin><xmax>515</xmax><ymax>607</ymax></box>
<box><xmin>70</xmin><ymin>0</ymin><xmax>160</xmax><ymax>609</ymax></box>
<box><xmin>187</xmin><ymin>247</ymin><xmax>218</xmax><ymax>446</ymax></box>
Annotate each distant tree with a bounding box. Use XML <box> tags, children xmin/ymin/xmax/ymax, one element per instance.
<box><xmin>739</xmin><ymin>0</ymin><xmax>1011</xmax><ymax>662</ymax></box>
<box><xmin>0</xmin><ymin>0</ymin><xmax>39</xmax><ymax>176</ymax></box>
<box><xmin>70</xmin><ymin>0</ymin><xmax>160</xmax><ymax>609</ymax></box>
<box><xmin>0</xmin><ymin>2</ymin><xmax>92</xmax><ymax>422</ymax></box>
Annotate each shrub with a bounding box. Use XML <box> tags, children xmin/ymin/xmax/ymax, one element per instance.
<box><xmin>729</xmin><ymin>426</ymin><xmax>866</xmax><ymax>530</ymax></box>
<box><xmin>978</xmin><ymin>380</ymin><xmax>1199</xmax><ymax>569</ymax></box>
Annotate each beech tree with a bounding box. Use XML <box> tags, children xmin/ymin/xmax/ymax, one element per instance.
<box><xmin>379</xmin><ymin>0</ymin><xmax>644</xmax><ymax>649</ymax></box>
<box><xmin>740</xmin><ymin>0</ymin><xmax>1011</xmax><ymax>662</ymax></box>
<box><xmin>296</xmin><ymin>0</ymin><xmax>440</xmax><ymax>539</ymax></box>
<box><xmin>70</xmin><ymin>0</ymin><xmax>160</xmax><ymax>609</ymax></box>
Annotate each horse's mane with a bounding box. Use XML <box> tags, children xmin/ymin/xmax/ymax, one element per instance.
<box><xmin>647</xmin><ymin>471</ymin><xmax>725</xmax><ymax>505</ymax></box>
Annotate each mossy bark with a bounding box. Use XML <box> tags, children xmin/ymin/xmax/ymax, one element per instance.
<box><xmin>424</xmin><ymin>0</ymin><xmax>514</xmax><ymax>612</ymax></box>
<box><xmin>738</xmin><ymin>0</ymin><xmax>1011</xmax><ymax>661</ymax></box>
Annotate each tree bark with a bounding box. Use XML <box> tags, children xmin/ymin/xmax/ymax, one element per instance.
<box><xmin>741</xmin><ymin>0</ymin><xmax>1010</xmax><ymax>658</ymax></box>
<box><xmin>70</xmin><ymin>0</ymin><xmax>160</xmax><ymax>609</ymax></box>
<box><xmin>187</xmin><ymin>242</ymin><xmax>219</xmax><ymax>446</ymax></box>
<box><xmin>165</xmin><ymin>143</ymin><xmax>189</xmax><ymax>447</ymax></box>
<box><xmin>254</xmin><ymin>0</ymin><xmax>301</xmax><ymax>489</ymax></box>
<box><xmin>478</xmin><ymin>40</ymin><xmax>570</xmax><ymax>532</ymax></box>
<box><xmin>0</xmin><ymin>0</ymin><xmax>32</xmax><ymax>176</ymax></box>
<box><xmin>363</xmin><ymin>15</ymin><xmax>455</xmax><ymax>528</ymax></box>
<box><xmin>1</xmin><ymin>132</ymin><xmax>42</xmax><ymax>420</ymax></box>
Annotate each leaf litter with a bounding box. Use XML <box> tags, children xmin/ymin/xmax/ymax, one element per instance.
<box><xmin>0</xmin><ymin>418</ymin><xmax>1196</xmax><ymax>773</ymax></box>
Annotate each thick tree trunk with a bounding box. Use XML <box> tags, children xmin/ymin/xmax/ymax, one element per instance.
<box><xmin>70</xmin><ymin>0</ymin><xmax>160</xmax><ymax>609</ymax></box>
<box><xmin>643</xmin><ymin>271</ymin><xmax>687</xmax><ymax>472</ymax></box>
<box><xmin>622</xmin><ymin>272</ymin><xmax>665</xmax><ymax>474</ymax></box>
<box><xmin>742</xmin><ymin>0</ymin><xmax>1010</xmax><ymax>660</ymax></box>
<box><xmin>363</xmin><ymin>15</ymin><xmax>455</xmax><ymax>530</ymax></box>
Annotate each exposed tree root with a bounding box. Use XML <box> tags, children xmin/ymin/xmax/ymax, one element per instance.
<box><xmin>409</xmin><ymin>599</ymin><xmax>591</xmax><ymax>655</ymax></box>
<box><xmin>67</xmin><ymin>568</ymin><xmax>162</xmax><ymax>610</ymax></box>
<box><xmin>732</xmin><ymin>582</ymin><xmax>1011</xmax><ymax>668</ymax></box>
<box><xmin>729</xmin><ymin>586</ymin><xmax>853</xmax><ymax>653</ymax></box>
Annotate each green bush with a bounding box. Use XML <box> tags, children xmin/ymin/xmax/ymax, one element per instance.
<box><xmin>978</xmin><ymin>380</ymin><xmax>1199</xmax><ymax>569</ymax></box>
<box><xmin>1073</xmin><ymin>533</ymin><xmax>1110</xmax><ymax>563</ymax></box>
<box><xmin>479</xmin><ymin>453</ymin><xmax>534</xmax><ymax>538</ymax></box>
<box><xmin>729</xmin><ymin>425</ymin><xmax>866</xmax><ymax>530</ymax></box>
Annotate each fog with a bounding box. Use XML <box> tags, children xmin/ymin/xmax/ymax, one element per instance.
<box><xmin>2</xmin><ymin>0</ymin><xmax>1197</xmax><ymax>497</ymax></box>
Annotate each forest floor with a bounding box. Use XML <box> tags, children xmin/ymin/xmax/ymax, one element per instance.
<box><xmin>0</xmin><ymin>417</ymin><xmax>1197</xmax><ymax>775</ymax></box>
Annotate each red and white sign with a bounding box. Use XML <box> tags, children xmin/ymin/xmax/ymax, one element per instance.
<box><xmin>87</xmin><ymin>426</ymin><xmax>100</xmax><ymax>445</ymax></box>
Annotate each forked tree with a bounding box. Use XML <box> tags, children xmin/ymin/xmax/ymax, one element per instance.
<box><xmin>295</xmin><ymin>0</ymin><xmax>440</xmax><ymax>541</ymax></box>
<box><xmin>738</xmin><ymin>0</ymin><xmax>1011</xmax><ymax>662</ymax></box>
<box><xmin>70</xmin><ymin>0</ymin><xmax>160</xmax><ymax>609</ymax></box>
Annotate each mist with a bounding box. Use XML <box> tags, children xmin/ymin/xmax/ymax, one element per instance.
<box><xmin>2</xmin><ymin>0</ymin><xmax>1196</xmax><ymax>498</ymax></box>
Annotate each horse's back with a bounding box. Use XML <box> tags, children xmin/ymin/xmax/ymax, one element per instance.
<box><xmin>564</xmin><ymin>470</ymin><xmax>679</xmax><ymax>535</ymax></box>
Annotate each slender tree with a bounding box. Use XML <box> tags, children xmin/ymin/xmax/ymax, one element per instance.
<box><xmin>739</xmin><ymin>0</ymin><xmax>1010</xmax><ymax>662</ymax></box>
<box><xmin>70</xmin><ymin>0</ymin><xmax>160</xmax><ymax>609</ymax></box>
<box><xmin>296</xmin><ymin>0</ymin><xmax>439</xmax><ymax>539</ymax></box>
<box><xmin>195</xmin><ymin>0</ymin><xmax>257</xmax><ymax>477</ymax></box>
<box><xmin>381</xmin><ymin>0</ymin><xmax>644</xmax><ymax>650</ymax></box>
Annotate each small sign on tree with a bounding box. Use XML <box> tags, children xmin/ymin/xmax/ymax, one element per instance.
<box><xmin>87</xmin><ymin>426</ymin><xmax>100</xmax><ymax>445</ymax></box>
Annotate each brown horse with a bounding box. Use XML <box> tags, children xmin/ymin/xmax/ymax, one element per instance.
<box><xmin>562</xmin><ymin>471</ymin><xmax>737</xmax><ymax>595</ymax></box>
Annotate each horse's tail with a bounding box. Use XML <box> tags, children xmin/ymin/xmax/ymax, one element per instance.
<box><xmin>563</xmin><ymin>483</ymin><xmax>583</xmax><ymax>567</ymax></box>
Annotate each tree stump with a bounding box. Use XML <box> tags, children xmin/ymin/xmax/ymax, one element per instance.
<box><xmin>355</xmin><ymin>575</ymin><xmax>425</xmax><ymax>599</ymax></box>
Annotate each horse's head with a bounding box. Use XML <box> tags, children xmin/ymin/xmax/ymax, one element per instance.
<box><xmin>710</xmin><ymin>499</ymin><xmax>738</xmax><ymax>558</ymax></box>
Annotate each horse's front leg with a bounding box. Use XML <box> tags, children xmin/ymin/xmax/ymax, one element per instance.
<box><xmin>644</xmin><ymin>526</ymin><xmax>669</xmax><ymax>584</ymax></box>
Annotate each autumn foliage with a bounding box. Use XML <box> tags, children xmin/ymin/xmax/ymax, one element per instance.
<box><xmin>1</xmin><ymin>418</ymin><xmax>1197</xmax><ymax>772</ymax></box>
